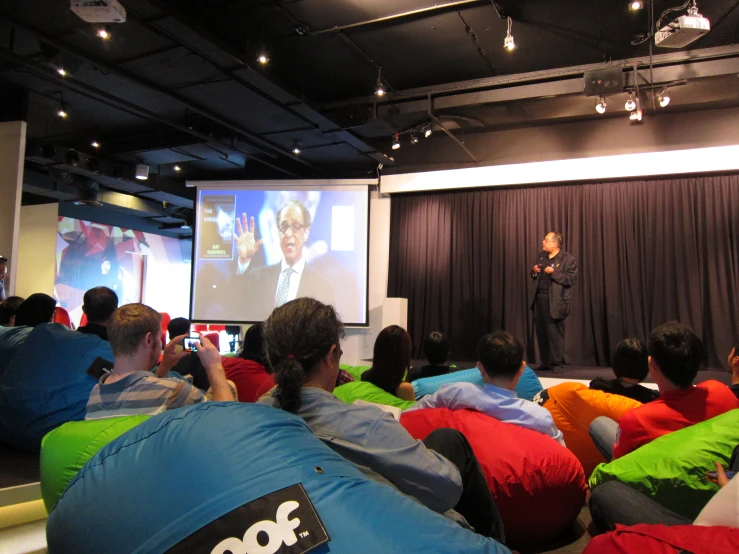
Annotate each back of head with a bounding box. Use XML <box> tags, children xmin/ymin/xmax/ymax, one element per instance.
<box><xmin>167</xmin><ymin>317</ymin><xmax>191</xmax><ymax>340</ymax></box>
<box><xmin>0</xmin><ymin>296</ymin><xmax>25</xmax><ymax>326</ymax></box>
<box><xmin>612</xmin><ymin>338</ymin><xmax>649</xmax><ymax>381</ymax></box>
<box><xmin>82</xmin><ymin>287</ymin><xmax>119</xmax><ymax>324</ymax></box>
<box><xmin>647</xmin><ymin>321</ymin><xmax>703</xmax><ymax>388</ymax></box>
<box><xmin>362</xmin><ymin>325</ymin><xmax>412</xmax><ymax>395</ymax></box>
<box><xmin>266</xmin><ymin>298</ymin><xmax>345</xmax><ymax>413</ymax></box>
<box><xmin>15</xmin><ymin>293</ymin><xmax>57</xmax><ymax>327</ymax></box>
<box><xmin>423</xmin><ymin>331</ymin><xmax>450</xmax><ymax>365</ymax></box>
<box><xmin>108</xmin><ymin>303</ymin><xmax>161</xmax><ymax>358</ymax></box>
<box><xmin>239</xmin><ymin>322</ymin><xmax>268</xmax><ymax>368</ymax></box>
<box><xmin>477</xmin><ymin>330</ymin><xmax>524</xmax><ymax>379</ymax></box>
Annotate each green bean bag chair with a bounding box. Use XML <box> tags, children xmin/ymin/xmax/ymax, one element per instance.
<box><xmin>40</xmin><ymin>415</ymin><xmax>150</xmax><ymax>513</ymax></box>
<box><xmin>339</xmin><ymin>364</ymin><xmax>370</xmax><ymax>381</ymax></box>
<box><xmin>589</xmin><ymin>408</ymin><xmax>739</xmax><ymax>519</ymax></box>
<box><xmin>334</xmin><ymin>381</ymin><xmax>415</xmax><ymax>410</ymax></box>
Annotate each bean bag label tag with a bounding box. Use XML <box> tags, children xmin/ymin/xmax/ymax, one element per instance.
<box><xmin>167</xmin><ymin>484</ymin><xmax>329</xmax><ymax>554</ymax></box>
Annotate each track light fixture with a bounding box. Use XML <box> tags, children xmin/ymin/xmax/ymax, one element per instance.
<box><xmin>658</xmin><ymin>88</ymin><xmax>671</xmax><ymax>107</ymax></box>
<box><xmin>135</xmin><ymin>164</ymin><xmax>149</xmax><ymax>180</ymax></box>
<box><xmin>391</xmin><ymin>133</ymin><xmax>400</xmax><ymax>150</ymax></box>
<box><xmin>423</xmin><ymin>125</ymin><xmax>432</xmax><ymax>138</ymax></box>
<box><xmin>410</xmin><ymin>132</ymin><xmax>419</xmax><ymax>145</ymax></box>
<box><xmin>375</xmin><ymin>67</ymin><xmax>386</xmax><ymax>97</ymax></box>
<box><xmin>173</xmin><ymin>164</ymin><xmax>181</xmax><ymax>172</ymax></box>
<box><xmin>97</xmin><ymin>26</ymin><xmax>111</xmax><ymax>40</ymax></box>
<box><xmin>625</xmin><ymin>93</ymin><xmax>636</xmax><ymax>111</ymax></box>
<box><xmin>630</xmin><ymin>1</ymin><xmax>644</xmax><ymax>10</ymax></box>
<box><xmin>57</xmin><ymin>106</ymin><xmax>68</xmax><ymax>118</ymax></box>
<box><xmin>257</xmin><ymin>53</ymin><xmax>269</xmax><ymax>64</ymax></box>
<box><xmin>504</xmin><ymin>17</ymin><xmax>516</xmax><ymax>51</ymax></box>
<box><xmin>57</xmin><ymin>67</ymin><xmax>67</xmax><ymax>77</ymax></box>
<box><xmin>91</xmin><ymin>141</ymin><xmax>100</xmax><ymax>148</ymax></box>
<box><xmin>595</xmin><ymin>96</ymin><xmax>607</xmax><ymax>114</ymax></box>
<box><xmin>292</xmin><ymin>145</ymin><xmax>301</xmax><ymax>155</ymax></box>
<box><xmin>629</xmin><ymin>109</ymin><xmax>643</xmax><ymax>122</ymax></box>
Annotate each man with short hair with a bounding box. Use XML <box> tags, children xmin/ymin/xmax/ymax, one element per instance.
<box><xmin>406</xmin><ymin>331</ymin><xmax>565</xmax><ymax>445</ymax></box>
<box><xmin>85</xmin><ymin>303</ymin><xmax>233</xmax><ymax>420</ymax></box>
<box><xmin>530</xmin><ymin>232</ymin><xmax>577</xmax><ymax>372</ymax></box>
<box><xmin>590</xmin><ymin>322</ymin><xmax>739</xmax><ymax>461</ymax></box>
<box><xmin>589</xmin><ymin>338</ymin><xmax>659</xmax><ymax>404</ymax></box>
<box><xmin>0</xmin><ymin>255</ymin><xmax>8</xmax><ymax>302</ymax></box>
<box><xmin>234</xmin><ymin>200</ymin><xmax>333</xmax><ymax>321</ymax></box>
<box><xmin>0</xmin><ymin>296</ymin><xmax>24</xmax><ymax>327</ymax></box>
<box><xmin>77</xmin><ymin>286</ymin><xmax>118</xmax><ymax>341</ymax></box>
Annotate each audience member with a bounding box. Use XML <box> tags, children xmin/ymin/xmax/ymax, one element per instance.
<box><xmin>589</xmin><ymin>338</ymin><xmax>659</xmax><ymax>403</ymax></box>
<box><xmin>166</xmin><ymin>317</ymin><xmax>211</xmax><ymax>391</ymax></box>
<box><xmin>0</xmin><ymin>254</ymin><xmax>7</xmax><ymax>302</ymax></box>
<box><xmin>86</xmin><ymin>304</ymin><xmax>233</xmax><ymax>420</ymax></box>
<box><xmin>409</xmin><ymin>331</ymin><xmax>451</xmax><ymax>381</ymax></box>
<box><xmin>259</xmin><ymin>298</ymin><xmax>504</xmax><ymax>540</ymax></box>
<box><xmin>0</xmin><ymin>296</ymin><xmax>24</xmax><ymax>327</ymax></box>
<box><xmin>406</xmin><ymin>331</ymin><xmax>565</xmax><ymax>446</ymax></box>
<box><xmin>77</xmin><ymin>287</ymin><xmax>118</xmax><ymax>341</ymax></box>
<box><xmin>222</xmin><ymin>323</ymin><xmax>276</xmax><ymax>402</ymax></box>
<box><xmin>360</xmin><ymin>325</ymin><xmax>416</xmax><ymax>401</ymax></box>
<box><xmin>729</xmin><ymin>346</ymin><xmax>739</xmax><ymax>400</ymax></box>
<box><xmin>590</xmin><ymin>322</ymin><xmax>739</xmax><ymax>461</ymax></box>
<box><xmin>15</xmin><ymin>293</ymin><xmax>57</xmax><ymax>327</ymax></box>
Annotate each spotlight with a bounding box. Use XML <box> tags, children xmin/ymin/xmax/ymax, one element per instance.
<box><xmin>630</xmin><ymin>1</ymin><xmax>644</xmax><ymax>10</ymax></box>
<box><xmin>292</xmin><ymin>145</ymin><xmax>301</xmax><ymax>155</ymax></box>
<box><xmin>91</xmin><ymin>141</ymin><xmax>100</xmax><ymax>148</ymax></box>
<box><xmin>595</xmin><ymin>96</ymin><xmax>607</xmax><ymax>114</ymax></box>
<box><xmin>629</xmin><ymin>109</ymin><xmax>643</xmax><ymax>122</ymax></box>
<box><xmin>257</xmin><ymin>53</ymin><xmax>269</xmax><ymax>64</ymax></box>
<box><xmin>65</xmin><ymin>149</ymin><xmax>80</xmax><ymax>166</ymax></box>
<box><xmin>173</xmin><ymin>164</ymin><xmax>181</xmax><ymax>172</ymax></box>
<box><xmin>57</xmin><ymin>106</ymin><xmax>68</xmax><ymax>118</ymax></box>
<box><xmin>658</xmin><ymin>88</ymin><xmax>671</xmax><ymax>107</ymax></box>
<box><xmin>97</xmin><ymin>26</ymin><xmax>111</xmax><ymax>40</ymax></box>
<box><xmin>391</xmin><ymin>133</ymin><xmax>400</xmax><ymax>150</ymax></box>
<box><xmin>423</xmin><ymin>125</ymin><xmax>432</xmax><ymax>138</ymax></box>
<box><xmin>135</xmin><ymin>164</ymin><xmax>149</xmax><ymax>180</ymax></box>
<box><xmin>625</xmin><ymin>93</ymin><xmax>636</xmax><ymax>111</ymax></box>
<box><xmin>410</xmin><ymin>132</ymin><xmax>419</xmax><ymax>145</ymax></box>
<box><xmin>504</xmin><ymin>17</ymin><xmax>516</xmax><ymax>51</ymax></box>
<box><xmin>57</xmin><ymin>67</ymin><xmax>67</xmax><ymax>77</ymax></box>
<box><xmin>375</xmin><ymin>67</ymin><xmax>386</xmax><ymax>96</ymax></box>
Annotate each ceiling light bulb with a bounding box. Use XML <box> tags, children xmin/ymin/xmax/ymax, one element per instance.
<box><xmin>57</xmin><ymin>108</ymin><xmax>68</xmax><ymax>118</ymax></box>
<box><xmin>595</xmin><ymin>96</ymin><xmax>607</xmax><ymax>114</ymax></box>
<box><xmin>57</xmin><ymin>68</ymin><xmax>67</xmax><ymax>76</ymax></box>
<box><xmin>504</xmin><ymin>33</ymin><xmax>515</xmax><ymax>51</ymax></box>
<box><xmin>292</xmin><ymin>146</ymin><xmax>301</xmax><ymax>155</ymax></box>
<box><xmin>97</xmin><ymin>26</ymin><xmax>111</xmax><ymax>40</ymax></box>
<box><xmin>658</xmin><ymin>89</ymin><xmax>671</xmax><ymax>107</ymax></box>
<box><xmin>91</xmin><ymin>141</ymin><xmax>100</xmax><ymax>148</ymax></box>
<box><xmin>625</xmin><ymin>93</ymin><xmax>636</xmax><ymax>111</ymax></box>
<box><xmin>173</xmin><ymin>164</ymin><xmax>181</xmax><ymax>172</ymax></box>
<box><xmin>135</xmin><ymin>164</ymin><xmax>149</xmax><ymax>180</ymax></box>
<box><xmin>391</xmin><ymin>134</ymin><xmax>400</xmax><ymax>150</ymax></box>
<box><xmin>375</xmin><ymin>84</ymin><xmax>386</xmax><ymax>97</ymax></box>
<box><xmin>257</xmin><ymin>54</ymin><xmax>269</xmax><ymax>64</ymax></box>
<box><xmin>410</xmin><ymin>133</ymin><xmax>419</xmax><ymax>145</ymax></box>
<box><xmin>629</xmin><ymin>109</ymin><xmax>643</xmax><ymax>122</ymax></box>
<box><xmin>630</xmin><ymin>1</ymin><xmax>644</xmax><ymax>10</ymax></box>
<box><xmin>423</xmin><ymin>125</ymin><xmax>432</xmax><ymax>138</ymax></box>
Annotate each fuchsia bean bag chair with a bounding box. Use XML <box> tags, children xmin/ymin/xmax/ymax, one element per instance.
<box><xmin>401</xmin><ymin>408</ymin><xmax>587</xmax><ymax>550</ymax></box>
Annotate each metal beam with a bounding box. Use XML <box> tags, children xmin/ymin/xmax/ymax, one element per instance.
<box><xmin>429</xmin><ymin>112</ymin><xmax>478</xmax><ymax>163</ymax></box>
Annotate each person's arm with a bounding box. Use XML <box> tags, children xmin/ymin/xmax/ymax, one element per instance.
<box><xmin>362</xmin><ymin>412</ymin><xmax>463</xmax><ymax>513</ymax></box>
<box><xmin>396</xmin><ymin>381</ymin><xmax>416</xmax><ymax>402</ymax></box>
<box><xmin>611</xmin><ymin>410</ymin><xmax>644</xmax><ymax>459</ymax></box>
<box><xmin>196</xmin><ymin>333</ymin><xmax>235</xmax><ymax>401</ymax></box>
<box><xmin>166</xmin><ymin>380</ymin><xmax>206</xmax><ymax>409</ymax></box>
<box><xmin>157</xmin><ymin>334</ymin><xmax>188</xmax><ymax>377</ymax></box>
<box><xmin>549</xmin><ymin>255</ymin><xmax>578</xmax><ymax>287</ymax></box>
<box><xmin>235</xmin><ymin>213</ymin><xmax>263</xmax><ymax>274</ymax></box>
<box><xmin>406</xmin><ymin>384</ymin><xmax>475</xmax><ymax>412</ymax></box>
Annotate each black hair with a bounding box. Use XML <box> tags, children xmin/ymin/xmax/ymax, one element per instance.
<box><xmin>612</xmin><ymin>338</ymin><xmax>649</xmax><ymax>381</ymax></box>
<box><xmin>15</xmin><ymin>293</ymin><xmax>57</xmax><ymax>327</ymax></box>
<box><xmin>82</xmin><ymin>286</ymin><xmax>119</xmax><ymax>323</ymax></box>
<box><xmin>238</xmin><ymin>322</ymin><xmax>269</xmax><ymax>370</ymax></box>
<box><xmin>647</xmin><ymin>321</ymin><xmax>703</xmax><ymax>389</ymax></box>
<box><xmin>423</xmin><ymin>331</ymin><xmax>450</xmax><ymax>365</ymax></box>
<box><xmin>0</xmin><ymin>296</ymin><xmax>25</xmax><ymax>326</ymax></box>
<box><xmin>167</xmin><ymin>317</ymin><xmax>191</xmax><ymax>340</ymax></box>
<box><xmin>550</xmin><ymin>232</ymin><xmax>563</xmax><ymax>248</ymax></box>
<box><xmin>477</xmin><ymin>330</ymin><xmax>524</xmax><ymax>379</ymax></box>
<box><xmin>362</xmin><ymin>325</ymin><xmax>412</xmax><ymax>395</ymax></box>
<box><xmin>266</xmin><ymin>298</ymin><xmax>345</xmax><ymax>413</ymax></box>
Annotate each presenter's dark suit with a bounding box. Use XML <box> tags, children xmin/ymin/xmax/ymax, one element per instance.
<box><xmin>530</xmin><ymin>250</ymin><xmax>577</xmax><ymax>371</ymax></box>
<box><xmin>235</xmin><ymin>261</ymin><xmax>334</xmax><ymax>322</ymax></box>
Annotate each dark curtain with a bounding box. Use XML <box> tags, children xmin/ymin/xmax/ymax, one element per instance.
<box><xmin>387</xmin><ymin>173</ymin><xmax>739</xmax><ymax>370</ymax></box>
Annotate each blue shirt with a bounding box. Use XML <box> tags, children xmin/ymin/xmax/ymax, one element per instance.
<box><xmin>406</xmin><ymin>382</ymin><xmax>566</xmax><ymax>446</ymax></box>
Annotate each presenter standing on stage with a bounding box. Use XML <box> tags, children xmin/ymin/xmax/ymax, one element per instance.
<box><xmin>530</xmin><ymin>232</ymin><xmax>577</xmax><ymax>372</ymax></box>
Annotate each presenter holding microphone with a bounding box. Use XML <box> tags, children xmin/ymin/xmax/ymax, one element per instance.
<box><xmin>530</xmin><ymin>232</ymin><xmax>578</xmax><ymax>372</ymax></box>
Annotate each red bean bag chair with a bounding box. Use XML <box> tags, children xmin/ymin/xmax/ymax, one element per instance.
<box><xmin>583</xmin><ymin>524</ymin><xmax>739</xmax><ymax>554</ymax></box>
<box><xmin>221</xmin><ymin>357</ymin><xmax>275</xmax><ymax>402</ymax></box>
<box><xmin>401</xmin><ymin>408</ymin><xmax>587</xmax><ymax>550</ymax></box>
<box><xmin>538</xmin><ymin>382</ymin><xmax>642</xmax><ymax>475</ymax></box>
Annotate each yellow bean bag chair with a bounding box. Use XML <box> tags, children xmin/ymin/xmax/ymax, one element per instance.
<box><xmin>537</xmin><ymin>382</ymin><xmax>642</xmax><ymax>475</ymax></box>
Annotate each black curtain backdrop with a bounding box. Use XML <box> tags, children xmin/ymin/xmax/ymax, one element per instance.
<box><xmin>387</xmin><ymin>173</ymin><xmax>739</xmax><ymax>370</ymax></box>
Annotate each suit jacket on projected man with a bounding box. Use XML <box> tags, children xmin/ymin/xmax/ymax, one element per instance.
<box><xmin>529</xmin><ymin>250</ymin><xmax>577</xmax><ymax>319</ymax></box>
<box><xmin>234</xmin><ymin>261</ymin><xmax>334</xmax><ymax>321</ymax></box>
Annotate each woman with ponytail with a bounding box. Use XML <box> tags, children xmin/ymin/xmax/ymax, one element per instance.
<box><xmin>260</xmin><ymin>298</ymin><xmax>504</xmax><ymax>541</ymax></box>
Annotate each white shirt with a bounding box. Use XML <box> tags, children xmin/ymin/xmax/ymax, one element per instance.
<box><xmin>694</xmin><ymin>475</ymin><xmax>739</xmax><ymax>528</ymax></box>
<box><xmin>237</xmin><ymin>256</ymin><xmax>306</xmax><ymax>305</ymax></box>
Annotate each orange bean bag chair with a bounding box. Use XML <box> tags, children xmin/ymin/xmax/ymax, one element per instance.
<box><xmin>401</xmin><ymin>408</ymin><xmax>587</xmax><ymax>550</ymax></box>
<box><xmin>536</xmin><ymin>382</ymin><xmax>642</xmax><ymax>475</ymax></box>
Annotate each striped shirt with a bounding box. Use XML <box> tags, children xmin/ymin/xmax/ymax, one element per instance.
<box><xmin>85</xmin><ymin>371</ymin><xmax>205</xmax><ymax>420</ymax></box>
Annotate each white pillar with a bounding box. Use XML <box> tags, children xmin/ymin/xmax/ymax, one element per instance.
<box><xmin>0</xmin><ymin>121</ymin><xmax>27</xmax><ymax>296</ymax></box>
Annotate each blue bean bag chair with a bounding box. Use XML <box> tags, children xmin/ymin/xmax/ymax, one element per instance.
<box><xmin>0</xmin><ymin>323</ymin><xmax>113</xmax><ymax>452</ymax></box>
<box><xmin>0</xmin><ymin>325</ymin><xmax>32</xmax><ymax>378</ymax></box>
<box><xmin>47</xmin><ymin>403</ymin><xmax>511</xmax><ymax>554</ymax></box>
<box><xmin>413</xmin><ymin>366</ymin><xmax>543</xmax><ymax>402</ymax></box>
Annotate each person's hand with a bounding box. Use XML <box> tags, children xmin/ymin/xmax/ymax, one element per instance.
<box><xmin>195</xmin><ymin>334</ymin><xmax>233</xmax><ymax>401</ymax></box>
<box><xmin>544</xmin><ymin>265</ymin><xmax>555</xmax><ymax>274</ymax></box>
<box><xmin>728</xmin><ymin>347</ymin><xmax>738</xmax><ymax>373</ymax></box>
<box><xmin>158</xmin><ymin>334</ymin><xmax>188</xmax><ymax>376</ymax></box>
<box><xmin>195</xmin><ymin>333</ymin><xmax>223</xmax><ymax>373</ymax></box>
<box><xmin>532</xmin><ymin>264</ymin><xmax>542</xmax><ymax>274</ymax></box>
<box><xmin>707</xmin><ymin>462</ymin><xmax>731</xmax><ymax>488</ymax></box>
<box><xmin>235</xmin><ymin>213</ymin><xmax>263</xmax><ymax>264</ymax></box>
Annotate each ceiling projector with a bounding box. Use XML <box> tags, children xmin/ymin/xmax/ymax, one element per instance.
<box><xmin>70</xmin><ymin>0</ymin><xmax>126</xmax><ymax>23</ymax></box>
<box><xmin>655</xmin><ymin>6</ymin><xmax>710</xmax><ymax>48</ymax></box>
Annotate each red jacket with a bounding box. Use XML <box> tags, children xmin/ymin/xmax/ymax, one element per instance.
<box><xmin>221</xmin><ymin>357</ymin><xmax>275</xmax><ymax>403</ymax></box>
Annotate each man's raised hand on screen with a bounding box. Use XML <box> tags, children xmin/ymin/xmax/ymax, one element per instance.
<box><xmin>235</xmin><ymin>213</ymin><xmax>263</xmax><ymax>264</ymax></box>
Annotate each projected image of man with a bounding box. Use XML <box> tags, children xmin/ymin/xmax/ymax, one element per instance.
<box><xmin>235</xmin><ymin>200</ymin><xmax>333</xmax><ymax>320</ymax></box>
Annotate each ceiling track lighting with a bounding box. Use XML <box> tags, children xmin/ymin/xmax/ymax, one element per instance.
<box><xmin>91</xmin><ymin>141</ymin><xmax>100</xmax><ymax>148</ymax></box>
<box><xmin>291</xmin><ymin>145</ymin><xmax>301</xmax><ymax>155</ymax></box>
<box><xmin>630</xmin><ymin>1</ymin><xmax>644</xmax><ymax>10</ymax></box>
<box><xmin>57</xmin><ymin>67</ymin><xmax>67</xmax><ymax>77</ymax></box>
<box><xmin>391</xmin><ymin>133</ymin><xmax>400</xmax><ymax>150</ymax></box>
<box><xmin>97</xmin><ymin>25</ymin><xmax>111</xmax><ymax>40</ymax></box>
<box><xmin>423</xmin><ymin>125</ymin><xmax>432</xmax><ymax>138</ymax></box>
<box><xmin>173</xmin><ymin>164</ymin><xmax>181</xmax><ymax>172</ymax></box>
<box><xmin>375</xmin><ymin>67</ymin><xmax>386</xmax><ymax>97</ymax></box>
<box><xmin>595</xmin><ymin>96</ymin><xmax>607</xmax><ymax>114</ymax></box>
<box><xmin>629</xmin><ymin>109</ymin><xmax>643</xmax><ymax>122</ymax></box>
<box><xmin>57</xmin><ymin>106</ymin><xmax>68</xmax><ymax>118</ymax></box>
<box><xmin>410</xmin><ymin>132</ymin><xmax>419</xmax><ymax>145</ymax></box>
<box><xmin>257</xmin><ymin>53</ymin><xmax>269</xmax><ymax>64</ymax></box>
<box><xmin>135</xmin><ymin>163</ymin><xmax>149</xmax><ymax>180</ymax></box>
<box><xmin>658</xmin><ymin>88</ymin><xmax>671</xmax><ymax>107</ymax></box>
<box><xmin>625</xmin><ymin>92</ymin><xmax>636</xmax><ymax>111</ymax></box>
<box><xmin>504</xmin><ymin>17</ymin><xmax>516</xmax><ymax>51</ymax></box>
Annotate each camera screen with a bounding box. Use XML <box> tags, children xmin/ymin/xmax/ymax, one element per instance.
<box><xmin>183</xmin><ymin>337</ymin><xmax>200</xmax><ymax>351</ymax></box>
